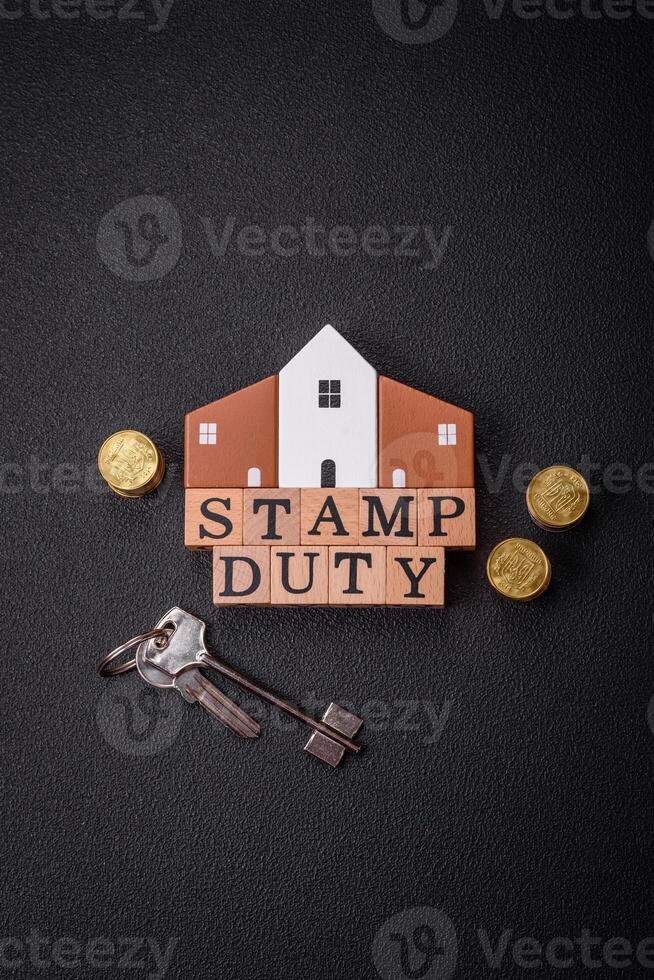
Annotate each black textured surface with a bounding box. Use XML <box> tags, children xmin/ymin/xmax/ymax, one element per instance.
<box><xmin>2</xmin><ymin>3</ymin><xmax>654</xmax><ymax>978</ymax></box>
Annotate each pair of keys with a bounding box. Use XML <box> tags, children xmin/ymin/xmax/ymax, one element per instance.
<box><xmin>97</xmin><ymin>607</ymin><xmax>364</xmax><ymax>768</ymax></box>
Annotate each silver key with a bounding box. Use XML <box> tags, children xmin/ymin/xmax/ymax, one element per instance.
<box><xmin>135</xmin><ymin>608</ymin><xmax>260</xmax><ymax>739</ymax></box>
<box><xmin>140</xmin><ymin>607</ymin><xmax>363</xmax><ymax>767</ymax></box>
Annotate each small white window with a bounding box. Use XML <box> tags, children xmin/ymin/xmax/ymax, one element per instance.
<box><xmin>199</xmin><ymin>422</ymin><xmax>217</xmax><ymax>445</ymax></box>
<box><xmin>392</xmin><ymin>467</ymin><xmax>406</xmax><ymax>488</ymax></box>
<box><xmin>438</xmin><ymin>423</ymin><xmax>457</xmax><ymax>446</ymax></box>
<box><xmin>247</xmin><ymin>466</ymin><xmax>261</xmax><ymax>487</ymax></box>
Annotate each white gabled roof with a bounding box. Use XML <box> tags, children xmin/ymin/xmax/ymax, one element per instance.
<box><xmin>281</xmin><ymin>324</ymin><xmax>374</xmax><ymax>373</ymax></box>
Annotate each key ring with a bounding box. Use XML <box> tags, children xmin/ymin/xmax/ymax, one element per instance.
<box><xmin>96</xmin><ymin>628</ymin><xmax>170</xmax><ymax>677</ymax></box>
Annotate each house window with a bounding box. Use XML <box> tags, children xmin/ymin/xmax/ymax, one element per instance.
<box><xmin>199</xmin><ymin>422</ymin><xmax>217</xmax><ymax>445</ymax></box>
<box><xmin>438</xmin><ymin>423</ymin><xmax>457</xmax><ymax>446</ymax></box>
<box><xmin>318</xmin><ymin>380</ymin><xmax>341</xmax><ymax>408</ymax></box>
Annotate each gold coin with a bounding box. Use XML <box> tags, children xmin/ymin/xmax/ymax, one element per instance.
<box><xmin>526</xmin><ymin>465</ymin><xmax>589</xmax><ymax>531</ymax></box>
<box><xmin>486</xmin><ymin>537</ymin><xmax>552</xmax><ymax>601</ymax></box>
<box><xmin>98</xmin><ymin>430</ymin><xmax>165</xmax><ymax>497</ymax></box>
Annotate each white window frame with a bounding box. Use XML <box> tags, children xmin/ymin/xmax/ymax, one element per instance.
<box><xmin>199</xmin><ymin>422</ymin><xmax>217</xmax><ymax>445</ymax></box>
<box><xmin>438</xmin><ymin>423</ymin><xmax>457</xmax><ymax>446</ymax></box>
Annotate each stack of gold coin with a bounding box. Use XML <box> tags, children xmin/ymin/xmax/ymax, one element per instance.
<box><xmin>526</xmin><ymin>465</ymin><xmax>590</xmax><ymax>531</ymax></box>
<box><xmin>486</xmin><ymin>537</ymin><xmax>551</xmax><ymax>601</ymax></box>
<box><xmin>98</xmin><ymin>430</ymin><xmax>165</xmax><ymax>497</ymax></box>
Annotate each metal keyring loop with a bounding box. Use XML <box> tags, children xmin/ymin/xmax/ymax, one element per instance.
<box><xmin>96</xmin><ymin>629</ymin><xmax>170</xmax><ymax>678</ymax></box>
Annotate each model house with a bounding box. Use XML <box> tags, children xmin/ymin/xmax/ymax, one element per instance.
<box><xmin>185</xmin><ymin>325</ymin><xmax>474</xmax><ymax>490</ymax></box>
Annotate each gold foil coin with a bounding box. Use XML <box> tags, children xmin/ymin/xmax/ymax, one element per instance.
<box><xmin>526</xmin><ymin>465</ymin><xmax>590</xmax><ymax>531</ymax></box>
<box><xmin>486</xmin><ymin>537</ymin><xmax>551</xmax><ymax>601</ymax></box>
<box><xmin>98</xmin><ymin>430</ymin><xmax>165</xmax><ymax>497</ymax></box>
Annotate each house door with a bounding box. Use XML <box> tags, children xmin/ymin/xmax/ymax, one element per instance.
<box><xmin>320</xmin><ymin>459</ymin><xmax>336</xmax><ymax>488</ymax></box>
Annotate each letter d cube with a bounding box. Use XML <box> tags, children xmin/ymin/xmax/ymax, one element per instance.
<box><xmin>213</xmin><ymin>546</ymin><xmax>270</xmax><ymax>605</ymax></box>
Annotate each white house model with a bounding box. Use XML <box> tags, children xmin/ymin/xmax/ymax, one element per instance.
<box><xmin>278</xmin><ymin>325</ymin><xmax>378</xmax><ymax>488</ymax></box>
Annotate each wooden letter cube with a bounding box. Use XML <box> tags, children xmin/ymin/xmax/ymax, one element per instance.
<box><xmin>270</xmin><ymin>547</ymin><xmax>329</xmax><ymax>605</ymax></box>
<box><xmin>243</xmin><ymin>488</ymin><xmax>300</xmax><ymax>545</ymax></box>
<box><xmin>300</xmin><ymin>489</ymin><xmax>359</xmax><ymax>545</ymax></box>
<box><xmin>418</xmin><ymin>488</ymin><xmax>476</xmax><ymax>549</ymax></box>
<box><xmin>386</xmin><ymin>547</ymin><xmax>445</xmax><ymax>606</ymax></box>
<box><xmin>213</xmin><ymin>546</ymin><xmax>270</xmax><ymax>605</ymax></box>
<box><xmin>328</xmin><ymin>547</ymin><xmax>386</xmax><ymax>606</ymax></box>
<box><xmin>185</xmin><ymin>489</ymin><xmax>243</xmax><ymax>549</ymax></box>
<box><xmin>359</xmin><ymin>489</ymin><xmax>417</xmax><ymax>545</ymax></box>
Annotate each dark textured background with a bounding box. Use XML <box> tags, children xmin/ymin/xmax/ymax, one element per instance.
<box><xmin>2</xmin><ymin>1</ymin><xmax>654</xmax><ymax>978</ymax></box>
